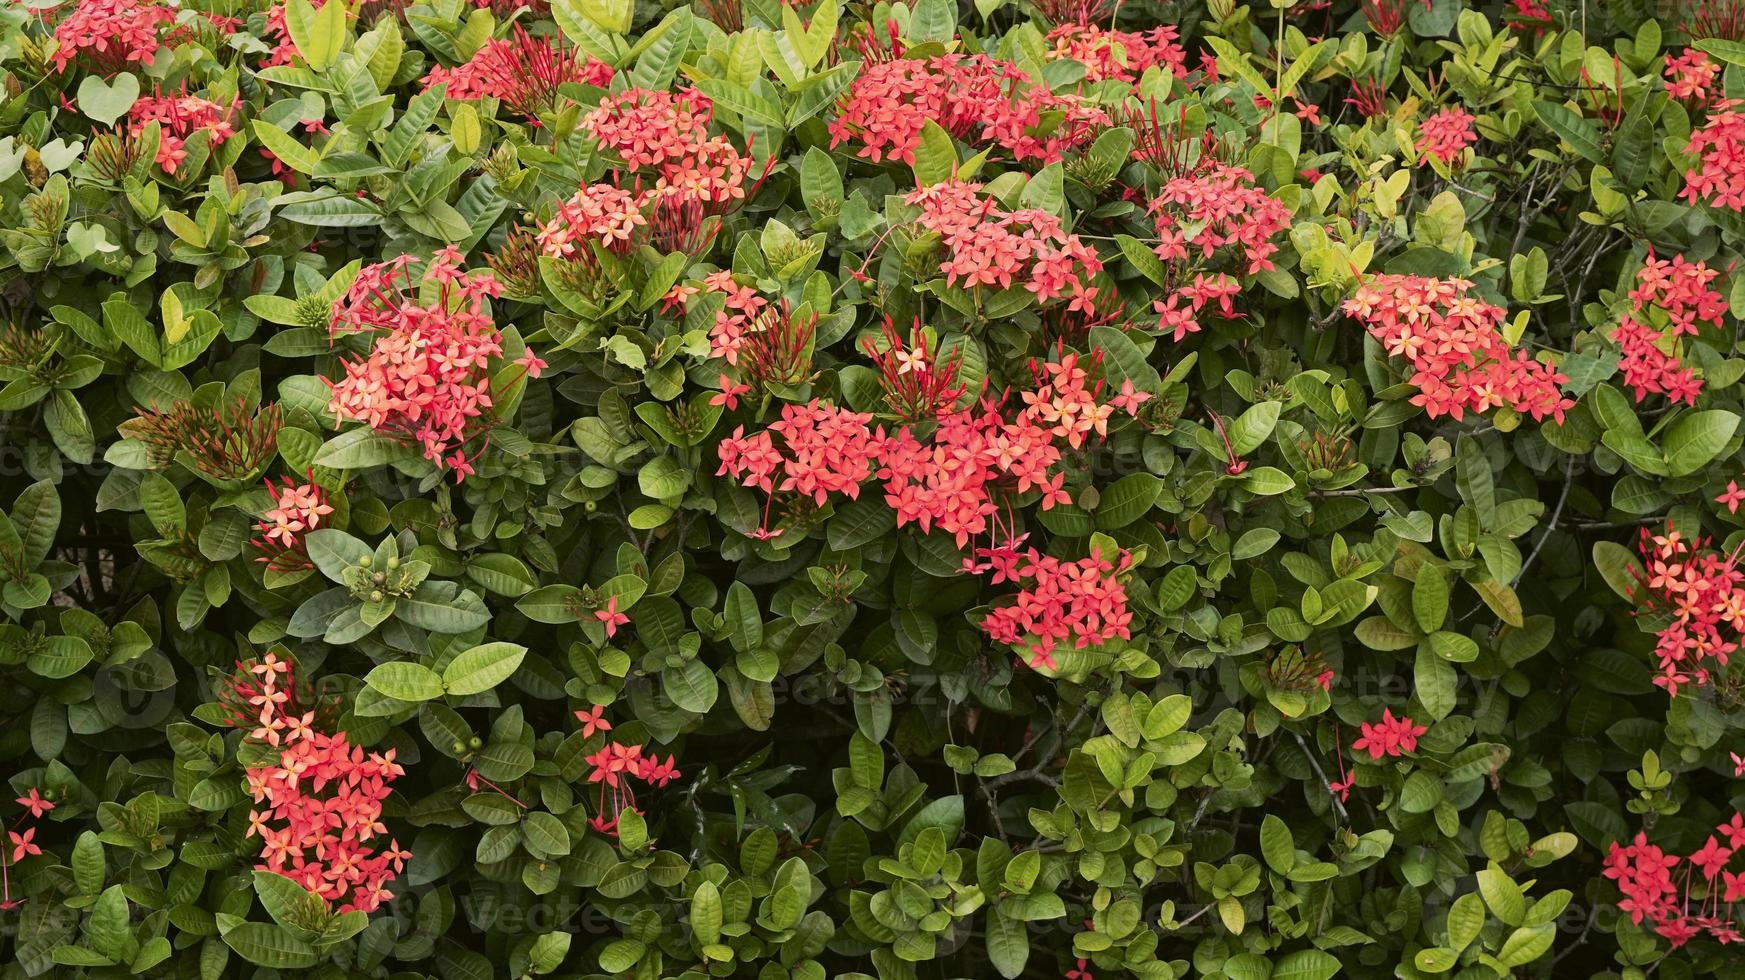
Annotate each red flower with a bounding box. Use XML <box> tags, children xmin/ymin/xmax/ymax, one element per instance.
<box><xmin>14</xmin><ymin>789</ymin><xmax>53</xmax><ymax>820</ymax></box>
<box><xmin>575</xmin><ymin>705</ymin><xmax>613</xmax><ymax>739</ymax></box>
<box><xmin>1351</xmin><ymin>709</ymin><xmax>1427</xmax><ymax>760</ymax></box>
<box><xmin>595</xmin><ymin>596</ymin><xmax>630</xmax><ymax>638</ymax></box>
<box><xmin>7</xmin><ymin>828</ymin><xmax>40</xmax><ymax>863</ymax></box>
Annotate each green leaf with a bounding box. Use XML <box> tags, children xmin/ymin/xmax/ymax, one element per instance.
<box><xmin>1663</xmin><ymin>409</ymin><xmax>1739</xmax><ymax>476</ymax></box>
<box><xmin>1272</xmin><ymin>949</ymin><xmax>1341</xmax><ymax>980</ymax></box>
<box><xmin>76</xmin><ymin>73</ymin><xmax>139</xmax><ymax>127</ymax></box>
<box><xmin>286</xmin><ymin>0</ymin><xmax>346</xmax><ymax>71</ymax></box>
<box><xmin>222</xmin><ymin>921</ymin><xmax>319</xmax><ymax>968</ymax></box>
<box><xmin>912</xmin><ymin>120</ymin><xmax>959</xmax><ymax>186</ymax></box>
<box><xmin>663</xmin><ymin>658</ymin><xmax>719</xmax><ymax>714</ymax></box>
<box><xmin>522</xmin><ymin>811</ymin><xmax>572</xmax><ymax>857</ymax></box>
<box><xmin>986</xmin><ymin>911</ymin><xmax>1029</xmax><ymax>979</ymax></box>
<box><xmin>443</xmin><ymin>642</ymin><xmax>527</xmax><ymax>696</ymax></box>
<box><xmin>313</xmin><ymin>427</ymin><xmax>414</xmax><ymax>469</ymax></box>
<box><xmin>1531</xmin><ymin>101</ymin><xmax>1604</xmax><ymax>164</ymax></box>
<box><xmin>1259</xmin><ymin>814</ymin><xmax>1296</xmax><ymax>874</ymax></box>
<box><xmin>364</xmin><ymin>661</ymin><xmax>444</xmax><ymax>702</ymax></box>
<box><xmin>1241</xmin><ymin>467</ymin><xmax>1296</xmax><ymax>495</ymax></box>
<box><xmin>1095</xmin><ymin>473</ymin><xmax>1161</xmax><ymax>529</ymax></box>
<box><xmin>1229</xmin><ymin>402</ymin><xmax>1282</xmax><ymax>455</ymax></box>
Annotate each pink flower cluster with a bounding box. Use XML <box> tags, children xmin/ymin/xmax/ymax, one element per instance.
<box><xmin>979</xmin><ymin>545</ymin><xmax>1135</xmax><ymax>670</ymax></box>
<box><xmin>583</xmin><ymin>87</ymin><xmax>762</xmax><ymax>206</ymax></box>
<box><xmin>327</xmin><ymin>247</ymin><xmax>545</xmax><ymax>480</ymax></box>
<box><xmin>908</xmin><ymin>180</ymin><xmax>1103</xmax><ymax>303</ymax></box>
<box><xmin>1152</xmin><ymin>273</ymin><xmax>1242</xmax><ymax>342</ymax></box>
<box><xmin>224</xmin><ymin>655</ymin><xmax>408</xmax><ymax>914</ymax></box>
<box><xmin>1632</xmin><ymin>527</ymin><xmax>1745</xmax><ymax>696</ymax></box>
<box><xmin>252</xmin><ymin>476</ymin><xmax>334</xmax><ymax>571</ymax></box>
<box><xmin>699</xmin><ymin>270</ymin><xmax>773</xmax><ymax>366</ymax></box>
<box><xmin>1351</xmin><ymin>708</ymin><xmax>1427</xmax><ymax>760</ymax></box>
<box><xmin>1342</xmin><ymin>275</ymin><xmax>1574</xmax><ymax>422</ymax></box>
<box><xmin>583</xmin><ymin>741</ymin><xmax>680</xmax><ymax>836</ymax></box>
<box><xmin>1614</xmin><ymin>253</ymin><xmax>1723</xmax><ymax>405</ymax></box>
<box><xmin>829</xmin><ymin>54</ymin><xmax>1107</xmax><ymax>166</ymax></box>
<box><xmin>49</xmin><ymin>0</ymin><xmax>169</xmax><ymax>74</ymax></box>
<box><xmin>1604</xmin><ymin>818</ymin><xmax>1745</xmax><ymax>947</ymax></box>
<box><xmin>1667</xmin><ymin>50</ymin><xmax>1721</xmax><ymax>104</ymax></box>
<box><xmin>1682</xmin><ymin>99</ymin><xmax>1745</xmax><ymax>210</ymax></box>
<box><xmin>1044</xmin><ymin>24</ymin><xmax>1189</xmax><ymax>84</ymax></box>
<box><xmin>536</xmin><ymin>183</ymin><xmax>652</xmax><ymax>258</ymax></box>
<box><xmin>1147</xmin><ymin>164</ymin><xmax>1292</xmax><ymax>275</ymax></box>
<box><xmin>127</xmin><ymin>91</ymin><xmax>236</xmax><ymax>173</ymax></box>
<box><xmin>1413</xmin><ymin>108</ymin><xmax>1478</xmax><ymax>165</ymax></box>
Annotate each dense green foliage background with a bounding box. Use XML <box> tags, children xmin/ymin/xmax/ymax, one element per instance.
<box><xmin>4</xmin><ymin>0</ymin><xmax>1745</xmax><ymax>978</ymax></box>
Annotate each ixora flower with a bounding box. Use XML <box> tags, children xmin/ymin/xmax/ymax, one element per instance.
<box><xmin>251</xmin><ymin>475</ymin><xmax>334</xmax><ymax>571</ymax></box>
<box><xmin>829</xmin><ymin>54</ymin><xmax>1106</xmax><ymax>166</ymax></box>
<box><xmin>326</xmin><ymin>247</ymin><xmax>545</xmax><ymax>482</ymax></box>
<box><xmin>907</xmin><ymin>180</ymin><xmax>1103</xmax><ymax>303</ymax></box>
<box><xmin>1631</xmin><ymin>525</ymin><xmax>1745</xmax><ymax>696</ymax></box>
<box><xmin>1605</xmin><ymin>820</ymin><xmax>1745</xmax><ymax>947</ymax></box>
<box><xmin>581</xmin><ymin>741</ymin><xmax>681</xmax><ymax>837</ymax></box>
<box><xmin>220</xmin><ymin>655</ymin><xmax>408</xmax><ymax>914</ymax></box>
<box><xmin>48</xmin><ymin>0</ymin><xmax>171</xmax><ymax>75</ymax></box>
<box><xmin>1681</xmin><ymin>98</ymin><xmax>1745</xmax><ymax>210</ymax></box>
<box><xmin>1613</xmin><ymin>252</ymin><xmax>1724</xmax><ymax>405</ymax></box>
<box><xmin>127</xmin><ymin>89</ymin><xmax>238</xmax><ymax>173</ymax></box>
<box><xmin>1146</xmin><ymin>164</ymin><xmax>1291</xmax><ymax>283</ymax></box>
<box><xmin>1413</xmin><ymin>107</ymin><xmax>1478</xmax><ymax>166</ymax></box>
<box><xmin>1342</xmin><ymin>274</ymin><xmax>1573</xmax><ymax>422</ymax></box>
<box><xmin>1351</xmin><ymin>709</ymin><xmax>1427</xmax><ymax>760</ymax></box>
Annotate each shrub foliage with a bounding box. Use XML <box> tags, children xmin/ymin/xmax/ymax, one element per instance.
<box><xmin>4</xmin><ymin>0</ymin><xmax>1745</xmax><ymax>978</ymax></box>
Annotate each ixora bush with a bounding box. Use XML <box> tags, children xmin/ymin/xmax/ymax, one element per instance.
<box><xmin>14</xmin><ymin>0</ymin><xmax>1745</xmax><ymax>976</ymax></box>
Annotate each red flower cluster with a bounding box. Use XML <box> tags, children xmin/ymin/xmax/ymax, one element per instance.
<box><xmin>252</xmin><ymin>476</ymin><xmax>334</xmax><ymax>571</ymax></box>
<box><xmin>718</xmin><ymin>400</ymin><xmax>879</xmax><ymax>510</ymax></box>
<box><xmin>908</xmin><ymin>180</ymin><xmax>1103</xmax><ymax>303</ymax></box>
<box><xmin>1413</xmin><ymin>108</ymin><xmax>1478</xmax><ymax>165</ymax></box>
<box><xmin>979</xmin><ymin>545</ymin><xmax>1135</xmax><ymax>670</ymax></box>
<box><xmin>716</xmin><ymin>351</ymin><xmax>1148</xmax><ymax>666</ymax></box>
<box><xmin>536</xmin><ymin>183</ymin><xmax>652</xmax><ymax>258</ymax></box>
<box><xmin>1351</xmin><ymin>708</ymin><xmax>1427</xmax><ymax>759</ymax></box>
<box><xmin>1667</xmin><ymin>50</ymin><xmax>1721</xmax><ymax>104</ymax></box>
<box><xmin>422</xmin><ymin>28</ymin><xmax>614</xmax><ymax>119</ymax></box>
<box><xmin>1682</xmin><ymin>99</ymin><xmax>1745</xmax><ymax>210</ymax></box>
<box><xmin>1342</xmin><ymin>275</ymin><xmax>1574</xmax><ymax>422</ymax></box>
<box><xmin>1044</xmin><ymin>24</ymin><xmax>1189</xmax><ymax>84</ymax></box>
<box><xmin>583</xmin><ymin>742</ymin><xmax>680</xmax><ymax>837</ymax></box>
<box><xmin>829</xmin><ymin>54</ymin><xmax>1107</xmax><ymax>166</ymax></box>
<box><xmin>1632</xmin><ymin>527</ymin><xmax>1745</xmax><ymax>696</ymax></box>
<box><xmin>1604</xmin><ymin>818</ymin><xmax>1745</xmax><ymax>947</ymax></box>
<box><xmin>1614</xmin><ymin>253</ymin><xmax>1722</xmax><ymax>405</ymax></box>
<box><xmin>327</xmin><ymin>247</ymin><xmax>545</xmax><ymax>480</ymax></box>
<box><xmin>49</xmin><ymin>0</ymin><xmax>169</xmax><ymax>74</ymax></box>
<box><xmin>1146</xmin><ymin>164</ymin><xmax>1293</xmax><ymax>275</ymax></box>
<box><xmin>225</xmin><ymin>654</ymin><xmax>408</xmax><ymax>914</ymax></box>
<box><xmin>127</xmin><ymin>91</ymin><xmax>237</xmax><ymax>173</ymax></box>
